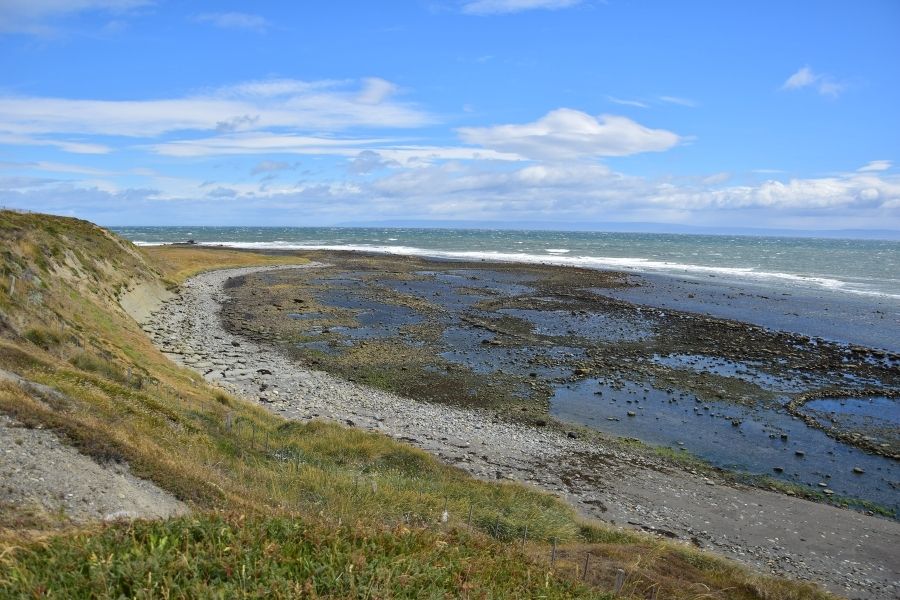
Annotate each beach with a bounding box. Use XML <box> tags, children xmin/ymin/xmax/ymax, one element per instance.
<box><xmin>140</xmin><ymin>251</ymin><xmax>900</xmax><ymax>599</ymax></box>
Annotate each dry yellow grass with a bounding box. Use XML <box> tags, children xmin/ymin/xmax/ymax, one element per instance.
<box><xmin>142</xmin><ymin>245</ymin><xmax>310</xmax><ymax>284</ymax></box>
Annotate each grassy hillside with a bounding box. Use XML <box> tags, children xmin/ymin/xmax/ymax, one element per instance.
<box><xmin>0</xmin><ymin>210</ymin><xmax>832</xmax><ymax>598</ymax></box>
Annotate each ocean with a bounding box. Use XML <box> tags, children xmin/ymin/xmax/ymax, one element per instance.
<box><xmin>115</xmin><ymin>226</ymin><xmax>900</xmax><ymax>300</ymax></box>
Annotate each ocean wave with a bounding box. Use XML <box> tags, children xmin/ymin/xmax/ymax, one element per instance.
<box><xmin>132</xmin><ymin>240</ymin><xmax>900</xmax><ymax>300</ymax></box>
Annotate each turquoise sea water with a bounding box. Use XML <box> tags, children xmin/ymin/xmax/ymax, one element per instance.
<box><xmin>115</xmin><ymin>226</ymin><xmax>900</xmax><ymax>300</ymax></box>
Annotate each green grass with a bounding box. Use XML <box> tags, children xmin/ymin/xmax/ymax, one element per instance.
<box><xmin>0</xmin><ymin>513</ymin><xmax>603</xmax><ymax>599</ymax></box>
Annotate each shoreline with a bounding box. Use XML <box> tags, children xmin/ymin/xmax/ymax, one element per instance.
<box><xmin>142</xmin><ymin>261</ymin><xmax>900</xmax><ymax>600</ymax></box>
<box><xmin>131</xmin><ymin>238</ymin><xmax>900</xmax><ymax>304</ymax></box>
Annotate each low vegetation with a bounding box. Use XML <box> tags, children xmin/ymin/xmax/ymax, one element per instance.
<box><xmin>0</xmin><ymin>210</ymin><xmax>832</xmax><ymax>598</ymax></box>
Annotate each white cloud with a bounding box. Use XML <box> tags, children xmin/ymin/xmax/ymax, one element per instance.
<box><xmin>149</xmin><ymin>133</ymin><xmax>390</xmax><ymax>157</ymax></box>
<box><xmin>462</xmin><ymin>0</ymin><xmax>582</xmax><ymax>15</ymax></box>
<box><xmin>6</xmin><ymin>162</ymin><xmax>899</xmax><ymax>228</ymax></box>
<box><xmin>0</xmin><ymin>0</ymin><xmax>151</xmax><ymax>35</ymax></box>
<box><xmin>701</xmin><ymin>172</ymin><xmax>731</xmax><ymax>185</ymax></box>
<box><xmin>368</xmin><ymin>163</ymin><xmax>900</xmax><ymax>223</ymax></box>
<box><xmin>607</xmin><ymin>96</ymin><xmax>649</xmax><ymax>108</ymax></box>
<box><xmin>348</xmin><ymin>150</ymin><xmax>399</xmax><ymax>174</ymax></box>
<box><xmin>858</xmin><ymin>160</ymin><xmax>891</xmax><ymax>173</ymax></box>
<box><xmin>251</xmin><ymin>160</ymin><xmax>293</xmax><ymax>175</ymax></box>
<box><xmin>658</xmin><ymin>95</ymin><xmax>697</xmax><ymax>108</ymax></box>
<box><xmin>458</xmin><ymin>108</ymin><xmax>681</xmax><ymax>160</ymax></box>
<box><xmin>357</xmin><ymin>78</ymin><xmax>398</xmax><ymax>104</ymax></box>
<box><xmin>0</xmin><ymin>160</ymin><xmax>111</xmax><ymax>176</ymax></box>
<box><xmin>782</xmin><ymin>66</ymin><xmax>845</xmax><ymax>98</ymax></box>
<box><xmin>0</xmin><ymin>78</ymin><xmax>431</xmax><ymax>138</ymax></box>
<box><xmin>149</xmin><ymin>132</ymin><xmax>523</xmax><ymax>164</ymax></box>
<box><xmin>194</xmin><ymin>12</ymin><xmax>269</xmax><ymax>33</ymax></box>
<box><xmin>816</xmin><ymin>80</ymin><xmax>845</xmax><ymax>98</ymax></box>
<box><xmin>782</xmin><ymin>67</ymin><xmax>817</xmax><ymax>90</ymax></box>
<box><xmin>0</xmin><ymin>133</ymin><xmax>111</xmax><ymax>154</ymax></box>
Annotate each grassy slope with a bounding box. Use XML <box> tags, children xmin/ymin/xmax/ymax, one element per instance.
<box><xmin>0</xmin><ymin>210</ymin><xmax>831</xmax><ymax>599</ymax></box>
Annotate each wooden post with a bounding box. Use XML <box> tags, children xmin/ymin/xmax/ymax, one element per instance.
<box><xmin>550</xmin><ymin>538</ymin><xmax>557</xmax><ymax>568</ymax></box>
<box><xmin>582</xmin><ymin>553</ymin><xmax>590</xmax><ymax>581</ymax></box>
<box><xmin>467</xmin><ymin>501</ymin><xmax>473</xmax><ymax>527</ymax></box>
<box><xmin>613</xmin><ymin>569</ymin><xmax>625</xmax><ymax>593</ymax></box>
<box><xmin>8</xmin><ymin>275</ymin><xmax>15</xmax><ymax>296</ymax></box>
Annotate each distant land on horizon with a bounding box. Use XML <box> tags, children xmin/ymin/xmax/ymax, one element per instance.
<box><xmin>333</xmin><ymin>220</ymin><xmax>900</xmax><ymax>241</ymax></box>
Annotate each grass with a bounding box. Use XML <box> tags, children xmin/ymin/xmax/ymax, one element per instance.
<box><xmin>0</xmin><ymin>210</ymin><xmax>835</xmax><ymax>598</ymax></box>
<box><xmin>1</xmin><ymin>514</ymin><xmax>604</xmax><ymax>599</ymax></box>
<box><xmin>143</xmin><ymin>245</ymin><xmax>311</xmax><ymax>284</ymax></box>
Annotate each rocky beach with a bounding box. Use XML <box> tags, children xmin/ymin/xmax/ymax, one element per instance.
<box><xmin>141</xmin><ymin>253</ymin><xmax>900</xmax><ymax>599</ymax></box>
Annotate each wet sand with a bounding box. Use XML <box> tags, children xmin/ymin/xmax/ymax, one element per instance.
<box><xmin>597</xmin><ymin>272</ymin><xmax>900</xmax><ymax>353</ymax></box>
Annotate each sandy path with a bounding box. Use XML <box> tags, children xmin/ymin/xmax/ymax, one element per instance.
<box><xmin>143</xmin><ymin>264</ymin><xmax>900</xmax><ymax>600</ymax></box>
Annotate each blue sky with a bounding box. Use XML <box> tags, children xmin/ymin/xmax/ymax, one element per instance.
<box><xmin>0</xmin><ymin>0</ymin><xmax>898</xmax><ymax>229</ymax></box>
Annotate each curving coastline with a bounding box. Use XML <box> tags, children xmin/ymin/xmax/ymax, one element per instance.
<box><xmin>142</xmin><ymin>263</ymin><xmax>900</xmax><ymax>600</ymax></box>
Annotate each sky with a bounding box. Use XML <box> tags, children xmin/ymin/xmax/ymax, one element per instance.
<box><xmin>0</xmin><ymin>0</ymin><xmax>898</xmax><ymax>230</ymax></box>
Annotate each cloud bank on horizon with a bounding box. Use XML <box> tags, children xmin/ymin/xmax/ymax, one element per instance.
<box><xmin>0</xmin><ymin>0</ymin><xmax>898</xmax><ymax>230</ymax></box>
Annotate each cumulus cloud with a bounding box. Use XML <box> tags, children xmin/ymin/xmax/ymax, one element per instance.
<box><xmin>0</xmin><ymin>0</ymin><xmax>151</xmax><ymax>35</ymax></box>
<box><xmin>458</xmin><ymin>108</ymin><xmax>681</xmax><ymax>160</ymax></box>
<box><xmin>367</xmin><ymin>162</ymin><xmax>900</xmax><ymax>222</ymax></box>
<box><xmin>0</xmin><ymin>78</ymin><xmax>431</xmax><ymax>138</ymax></box>
<box><xmin>194</xmin><ymin>12</ymin><xmax>269</xmax><ymax>33</ymax></box>
<box><xmin>4</xmin><ymin>162</ymin><xmax>898</xmax><ymax>228</ymax></box>
<box><xmin>462</xmin><ymin>0</ymin><xmax>581</xmax><ymax>15</ymax></box>
<box><xmin>782</xmin><ymin>66</ymin><xmax>845</xmax><ymax>98</ymax></box>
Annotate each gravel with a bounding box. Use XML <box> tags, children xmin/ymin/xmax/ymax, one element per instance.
<box><xmin>142</xmin><ymin>264</ymin><xmax>900</xmax><ymax>600</ymax></box>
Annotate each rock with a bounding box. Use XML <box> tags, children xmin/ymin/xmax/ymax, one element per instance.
<box><xmin>627</xmin><ymin>411</ymin><xmax>636</xmax><ymax>417</ymax></box>
<box><xmin>852</xmin><ymin>467</ymin><xmax>865</xmax><ymax>474</ymax></box>
<box><xmin>795</xmin><ymin>450</ymin><xmax>805</xmax><ymax>457</ymax></box>
<box><xmin>534</xmin><ymin>419</ymin><xmax>547</xmax><ymax>427</ymax></box>
<box><xmin>567</xmin><ymin>431</ymin><xmax>578</xmax><ymax>439</ymax></box>
<box><xmin>773</xmin><ymin>466</ymin><xmax>784</xmax><ymax>473</ymax></box>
